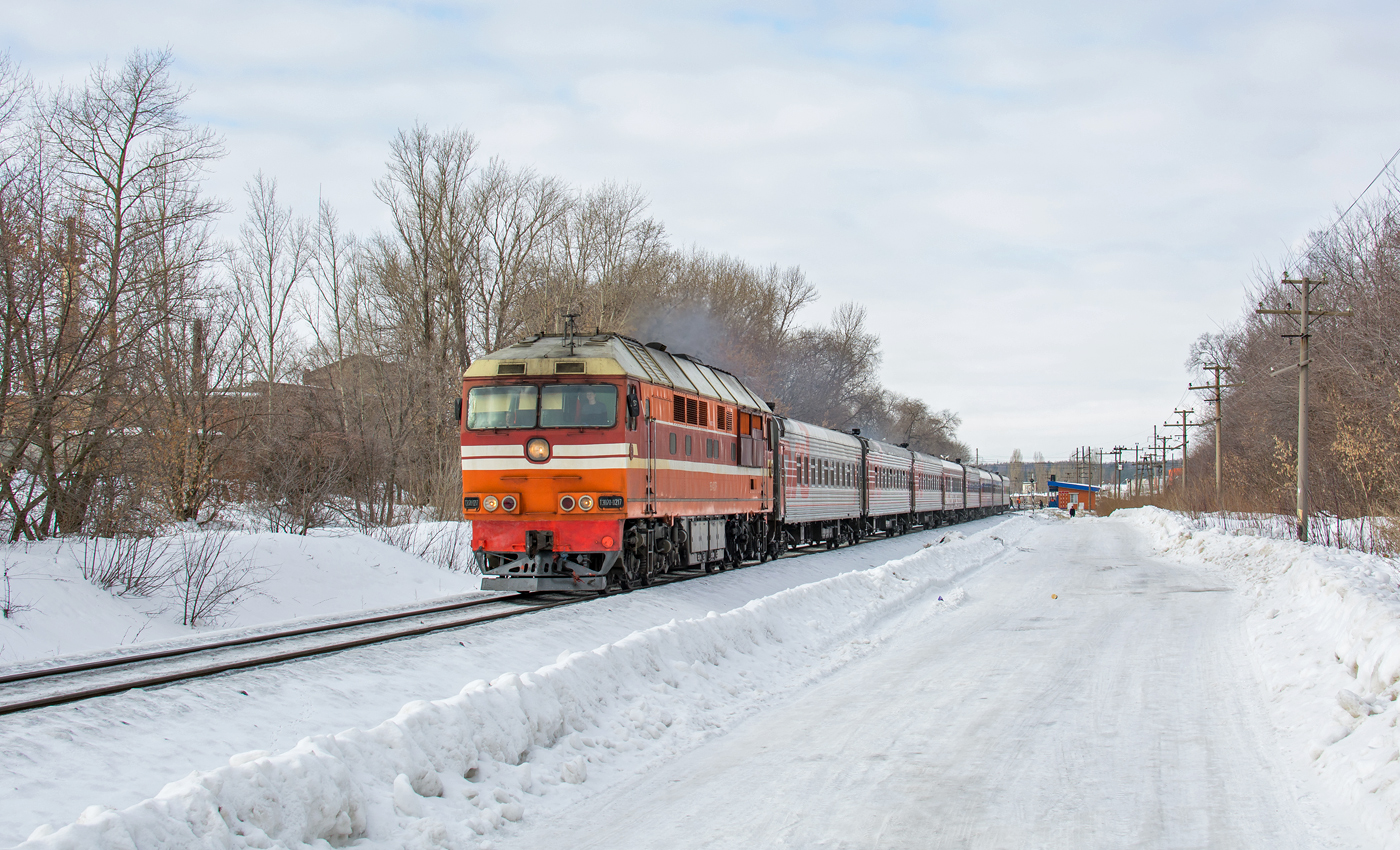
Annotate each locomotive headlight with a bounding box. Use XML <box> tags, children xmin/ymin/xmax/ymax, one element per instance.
<box><xmin>526</xmin><ymin>438</ymin><xmax>550</xmax><ymax>462</ymax></box>
<box><xmin>483</xmin><ymin>495</ymin><xmax>499</xmax><ymax>512</ymax></box>
<box><xmin>578</xmin><ymin>495</ymin><xmax>594</xmax><ymax>511</ymax></box>
<box><xmin>560</xmin><ymin>495</ymin><xmax>576</xmax><ymax>511</ymax></box>
<box><xmin>501</xmin><ymin>495</ymin><xmax>517</xmax><ymax>512</ymax></box>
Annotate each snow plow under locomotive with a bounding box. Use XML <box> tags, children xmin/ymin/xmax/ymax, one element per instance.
<box><xmin>460</xmin><ymin>332</ymin><xmax>1009</xmax><ymax>592</ymax></box>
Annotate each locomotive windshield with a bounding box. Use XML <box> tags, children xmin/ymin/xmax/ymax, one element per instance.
<box><xmin>541</xmin><ymin>384</ymin><xmax>617</xmax><ymax>428</ymax></box>
<box><xmin>466</xmin><ymin>384</ymin><xmax>618</xmax><ymax>429</ymax></box>
<box><xmin>466</xmin><ymin>386</ymin><xmax>538</xmax><ymax>429</ymax></box>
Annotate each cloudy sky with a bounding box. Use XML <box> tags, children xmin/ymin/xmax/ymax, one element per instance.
<box><xmin>6</xmin><ymin>1</ymin><xmax>1398</xmax><ymax>461</ymax></box>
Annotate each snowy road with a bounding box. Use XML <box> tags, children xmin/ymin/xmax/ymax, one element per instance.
<box><xmin>506</xmin><ymin>517</ymin><xmax>1366</xmax><ymax>849</ymax></box>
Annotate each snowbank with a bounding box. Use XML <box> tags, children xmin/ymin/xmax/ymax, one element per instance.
<box><xmin>1119</xmin><ymin>507</ymin><xmax>1400</xmax><ymax>844</ymax></box>
<box><xmin>14</xmin><ymin>517</ymin><xmax>1031</xmax><ymax>849</ymax></box>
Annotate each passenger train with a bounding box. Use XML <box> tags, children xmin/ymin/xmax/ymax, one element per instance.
<box><xmin>459</xmin><ymin>332</ymin><xmax>1009</xmax><ymax>592</ymax></box>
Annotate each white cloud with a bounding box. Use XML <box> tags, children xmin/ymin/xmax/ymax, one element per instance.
<box><xmin>7</xmin><ymin>0</ymin><xmax>1400</xmax><ymax>459</ymax></box>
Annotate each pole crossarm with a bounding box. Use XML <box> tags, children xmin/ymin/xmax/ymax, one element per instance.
<box><xmin>1254</xmin><ymin>308</ymin><xmax>1353</xmax><ymax>317</ymax></box>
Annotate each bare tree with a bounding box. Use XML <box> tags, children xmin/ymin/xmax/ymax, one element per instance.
<box><xmin>306</xmin><ymin>196</ymin><xmax>361</xmax><ymax>367</ymax></box>
<box><xmin>232</xmin><ymin>172</ymin><xmax>310</xmax><ymax>410</ymax></box>
<box><xmin>467</xmin><ymin>159</ymin><xmax>569</xmax><ymax>354</ymax></box>
<box><xmin>0</xmin><ymin>50</ymin><xmax>222</xmax><ymax>539</ymax></box>
<box><xmin>372</xmin><ymin>124</ymin><xmax>478</xmax><ymax>370</ymax></box>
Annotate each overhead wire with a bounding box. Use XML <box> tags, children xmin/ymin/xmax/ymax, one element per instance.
<box><xmin>1327</xmin><ymin>143</ymin><xmax>1400</xmax><ymax>235</ymax></box>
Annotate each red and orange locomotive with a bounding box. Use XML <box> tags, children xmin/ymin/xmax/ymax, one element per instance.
<box><xmin>460</xmin><ymin>332</ymin><xmax>1008</xmax><ymax>592</ymax></box>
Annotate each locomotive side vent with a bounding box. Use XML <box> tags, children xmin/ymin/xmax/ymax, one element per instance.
<box><xmin>554</xmin><ymin>361</ymin><xmax>585</xmax><ymax>374</ymax></box>
<box><xmin>497</xmin><ymin>363</ymin><xmax>526</xmax><ymax>375</ymax></box>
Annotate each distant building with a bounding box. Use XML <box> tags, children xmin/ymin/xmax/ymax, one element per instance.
<box><xmin>1048</xmin><ymin>480</ymin><xmax>1100</xmax><ymax>511</ymax></box>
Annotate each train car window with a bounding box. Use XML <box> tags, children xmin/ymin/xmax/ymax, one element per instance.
<box><xmin>466</xmin><ymin>386</ymin><xmax>537</xmax><ymax>430</ymax></box>
<box><xmin>669</xmin><ymin>432</ymin><xmax>677</xmax><ymax>455</ymax></box>
<box><xmin>540</xmin><ymin>385</ymin><xmax>617</xmax><ymax>428</ymax></box>
<box><xmin>685</xmin><ymin>434</ymin><xmax>693</xmax><ymax>456</ymax></box>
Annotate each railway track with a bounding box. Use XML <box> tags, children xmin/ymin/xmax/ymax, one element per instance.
<box><xmin>0</xmin><ymin>519</ymin><xmax>1001</xmax><ymax>716</ymax></box>
<box><xmin>0</xmin><ymin>551</ymin><xmax>776</xmax><ymax>716</ymax></box>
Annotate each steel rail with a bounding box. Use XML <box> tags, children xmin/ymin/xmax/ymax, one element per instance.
<box><xmin>0</xmin><ymin>592</ymin><xmax>526</xmax><ymax>686</ymax></box>
<box><xmin>0</xmin><ymin>597</ymin><xmax>577</xmax><ymax>716</ymax></box>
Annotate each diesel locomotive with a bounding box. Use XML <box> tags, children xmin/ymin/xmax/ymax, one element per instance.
<box><xmin>460</xmin><ymin>332</ymin><xmax>1009</xmax><ymax>592</ymax></box>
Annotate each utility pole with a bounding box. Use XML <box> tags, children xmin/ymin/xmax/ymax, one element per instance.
<box><xmin>1255</xmin><ymin>276</ymin><xmax>1352</xmax><ymax>542</ymax></box>
<box><xmin>1151</xmin><ymin>427</ymin><xmax>1162</xmax><ymax>494</ymax></box>
<box><xmin>1188</xmin><ymin>364</ymin><xmax>1245</xmax><ymax>510</ymax></box>
<box><xmin>1132</xmin><ymin>443</ymin><xmax>1140</xmax><ymax>497</ymax></box>
<box><xmin>1164</xmin><ymin>409</ymin><xmax>1194</xmax><ymax>494</ymax></box>
<box><xmin>1111</xmin><ymin>446</ymin><xmax>1126</xmax><ymax>497</ymax></box>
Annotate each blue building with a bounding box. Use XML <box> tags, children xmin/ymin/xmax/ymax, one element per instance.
<box><xmin>1048</xmin><ymin>480</ymin><xmax>1100</xmax><ymax>511</ymax></box>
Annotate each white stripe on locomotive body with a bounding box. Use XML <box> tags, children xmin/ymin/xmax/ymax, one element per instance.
<box><xmin>461</xmin><ymin>444</ymin><xmax>525</xmax><ymax>458</ymax></box>
<box><xmin>462</xmin><ymin>456</ymin><xmax>765</xmax><ymax>475</ymax></box>
<box><xmin>552</xmin><ymin>443</ymin><xmax>633</xmax><ymax>457</ymax></box>
<box><xmin>462</xmin><ymin>443</ymin><xmax>632</xmax><ymax>459</ymax></box>
<box><xmin>462</xmin><ymin>457</ymin><xmax>626</xmax><ymax>471</ymax></box>
<box><xmin>779</xmin><ymin>420</ymin><xmax>863</xmax><ymax>523</ymax></box>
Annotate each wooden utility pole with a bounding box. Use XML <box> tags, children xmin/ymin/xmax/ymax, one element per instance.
<box><xmin>1159</xmin><ymin>408</ymin><xmax>1204</xmax><ymax>495</ymax></box>
<box><xmin>1151</xmin><ymin>427</ymin><xmax>1162</xmax><ymax>494</ymax></box>
<box><xmin>1132</xmin><ymin>443</ymin><xmax>1141</xmax><ymax>497</ymax></box>
<box><xmin>1255</xmin><ymin>276</ymin><xmax>1351</xmax><ymax>542</ymax></box>
<box><xmin>1111</xmin><ymin>445</ymin><xmax>1126</xmax><ymax>497</ymax></box>
<box><xmin>1189</xmin><ymin>364</ymin><xmax>1244</xmax><ymax>509</ymax></box>
<box><xmin>1163</xmin><ymin>409</ymin><xmax>1196</xmax><ymax>495</ymax></box>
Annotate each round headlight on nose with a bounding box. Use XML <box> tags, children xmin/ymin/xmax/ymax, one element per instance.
<box><xmin>483</xmin><ymin>495</ymin><xmax>499</xmax><ymax>512</ymax></box>
<box><xmin>560</xmin><ymin>495</ymin><xmax>576</xmax><ymax>512</ymax></box>
<box><xmin>578</xmin><ymin>495</ymin><xmax>594</xmax><ymax>511</ymax></box>
<box><xmin>526</xmin><ymin>438</ymin><xmax>550</xmax><ymax>462</ymax></box>
<box><xmin>501</xmin><ymin>495</ymin><xmax>517</xmax><ymax>512</ymax></box>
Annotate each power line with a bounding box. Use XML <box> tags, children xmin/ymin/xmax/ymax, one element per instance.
<box><xmin>1330</xmin><ymin>143</ymin><xmax>1400</xmax><ymax>233</ymax></box>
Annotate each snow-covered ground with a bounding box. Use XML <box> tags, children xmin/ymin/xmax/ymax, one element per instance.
<box><xmin>1121</xmin><ymin>507</ymin><xmax>1400</xmax><ymax>844</ymax></box>
<box><xmin>0</xmin><ymin>524</ymin><xmax>480</xmax><ymax>665</ymax></box>
<box><xmin>0</xmin><ymin>518</ymin><xmax>1009</xmax><ymax>846</ymax></box>
<box><xmin>3</xmin><ymin>510</ymin><xmax>1396</xmax><ymax>848</ymax></box>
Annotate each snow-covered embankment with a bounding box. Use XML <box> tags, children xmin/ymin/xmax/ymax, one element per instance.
<box><xmin>1120</xmin><ymin>507</ymin><xmax>1400</xmax><ymax>843</ymax></box>
<box><xmin>17</xmin><ymin>517</ymin><xmax>1031</xmax><ymax>849</ymax></box>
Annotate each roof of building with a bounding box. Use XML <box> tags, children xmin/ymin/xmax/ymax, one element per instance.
<box><xmin>1047</xmin><ymin>480</ymin><xmax>1101</xmax><ymax>492</ymax></box>
<box><xmin>464</xmin><ymin>333</ymin><xmax>772</xmax><ymax>412</ymax></box>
